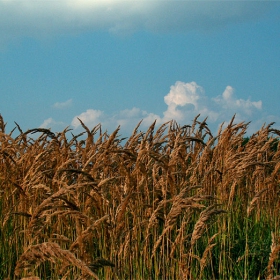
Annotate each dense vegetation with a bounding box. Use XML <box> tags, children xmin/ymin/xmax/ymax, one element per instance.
<box><xmin>0</xmin><ymin>114</ymin><xmax>280</xmax><ymax>279</ymax></box>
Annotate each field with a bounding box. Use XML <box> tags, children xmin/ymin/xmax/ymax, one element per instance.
<box><xmin>0</xmin><ymin>114</ymin><xmax>280</xmax><ymax>280</ymax></box>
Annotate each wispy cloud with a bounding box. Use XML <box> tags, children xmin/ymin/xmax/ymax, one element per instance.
<box><xmin>52</xmin><ymin>99</ymin><xmax>73</xmax><ymax>109</ymax></box>
<box><xmin>40</xmin><ymin>117</ymin><xmax>65</xmax><ymax>129</ymax></box>
<box><xmin>0</xmin><ymin>1</ymin><xmax>277</xmax><ymax>44</ymax></box>
<box><xmin>115</xmin><ymin>107</ymin><xmax>161</xmax><ymax>131</ymax></box>
<box><xmin>70</xmin><ymin>81</ymin><xmax>267</xmax><ymax>135</ymax></box>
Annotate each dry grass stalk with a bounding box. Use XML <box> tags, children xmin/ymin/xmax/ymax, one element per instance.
<box><xmin>1</xmin><ymin>114</ymin><xmax>280</xmax><ymax>279</ymax></box>
<box><xmin>267</xmin><ymin>232</ymin><xmax>280</xmax><ymax>280</ymax></box>
<box><xmin>247</xmin><ymin>188</ymin><xmax>268</xmax><ymax>217</ymax></box>
<box><xmin>191</xmin><ymin>205</ymin><xmax>225</xmax><ymax>247</ymax></box>
<box><xmin>199</xmin><ymin>233</ymin><xmax>219</xmax><ymax>277</ymax></box>
<box><xmin>21</xmin><ymin>277</ymin><xmax>41</xmax><ymax>280</ymax></box>
<box><xmin>15</xmin><ymin>242</ymin><xmax>99</xmax><ymax>279</ymax></box>
<box><xmin>70</xmin><ymin>215</ymin><xmax>109</xmax><ymax>251</ymax></box>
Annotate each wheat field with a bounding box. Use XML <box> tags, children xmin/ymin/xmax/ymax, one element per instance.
<box><xmin>0</xmin><ymin>114</ymin><xmax>280</xmax><ymax>280</ymax></box>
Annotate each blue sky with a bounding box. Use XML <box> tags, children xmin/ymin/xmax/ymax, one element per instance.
<box><xmin>1</xmin><ymin>1</ymin><xmax>280</xmax><ymax>136</ymax></box>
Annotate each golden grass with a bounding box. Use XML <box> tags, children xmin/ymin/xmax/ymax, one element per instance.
<box><xmin>0</xmin><ymin>114</ymin><xmax>280</xmax><ymax>279</ymax></box>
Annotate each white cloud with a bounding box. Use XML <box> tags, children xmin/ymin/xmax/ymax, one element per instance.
<box><xmin>163</xmin><ymin>81</ymin><xmax>205</xmax><ymax>122</ymax></box>
<box><xmin>162</xmin><ymin>81</ymin><xmax>219</xmax><ymax>123</ymax></box>
<box><xmin>0</xmin><ymin>1</ymin><xmax>277</xmax><ymax>44</ymax></box>
<box><xmin>160</xmin><ymin>81</ymin><xmax>263</xmax><ymax>132</ymax></box>
<box><xmin>164</xmin><ymin>81</ymin><xmax>202</xmax><ymax>109</ymax></box>
<box><xmin>115</xmin><ymin>107</ymin><xmax>143</xmax><ymax>128</ymax></box>
<box><xmin>213</xmin><ymin>86</ymin><xmax>262</xmax><ymax>116</ymax></box>
<box><xmin>40</xmin><ymin>117</ymin><xmax>64</xmax><ymax>129</ymax></box>
<box><xmin>69</xmin><ymin>81</ymin><xmax>265</xmax><ymax>135</ymax></box>
<box><xmin>71</xmin><ymin>109</ymin><xmax>103</xmax><ymax>129</ymax></box>
<box><xmin>52</xmin><ymin>99</ymin><xmax>72</xmax><ymax>109</ymax></box>
<box><xmin>142</xmin><ymin>112</ymin><xmax>161</xmax><ymax>127</ymax></box>
<box><xmin>162</xmin><ymin>81</ymin><xmax>268</xmax><ymax>135</ymax></box>
<box><xmin>112</xmin><ymin>107</ymin><xmax>161</xmax><ymax>132</ymax></box>
<box><xmin>40</xmin><ymin>118</ymin><xmax>54</xmax><ymax>128</ymax></box>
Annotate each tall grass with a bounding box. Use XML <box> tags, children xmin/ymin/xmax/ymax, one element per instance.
<box><xmin>0</xmin><ymin>114</ymin><xmax>280</xmax><ymax>279</ymax></box>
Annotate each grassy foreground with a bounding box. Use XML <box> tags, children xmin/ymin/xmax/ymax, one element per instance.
<box><xmin>0</xmin><ymin>114</ymin><xmax>280</xmax><ymax>280</ymax></box>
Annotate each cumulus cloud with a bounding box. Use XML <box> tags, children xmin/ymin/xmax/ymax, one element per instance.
<box><xmin>0</xmin><ymin>1</ymin><xmax>277</xmax><ymax>44</ymax></box>
<box><xmin>164</xmin><ymin>81</ymin><xmax>202</xmax><ymax>109</ymax></box>
<box><xmin>213</xmin><ymin>86</ymin><xmax>262</xmax><ymax>116</ymax></box>
<box><xmin>162</xmin><ymin>81</ymin><xmax>220</xmax><ymax>123</ymax></box>
<box><xmin>162</xmin><ymin>81</ymin><xmax>263</xmax><ymax>130</ymax></box>
<box><xmin>70</xmin><ymin>81</ymin><xmax>264</xmax><ymax>135</ymax></box>
<box><xmin>217</xmin><ymin>85</ymin><xmax>263</xmax><ymax>111</ymax></box>
<box><xmin>163</xmin><ymin>81</ymin><xmax>205</xmax><ymax>121</ymax></box>
<box><xmin>52</xmin><ymin>99</ymin><xmax>72</xmax><ymax>109</ymax></box>
<box><xmin>71</xmin><ymin>109</ymin><xmax>103</xmax><ymax>129</ymax></box>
